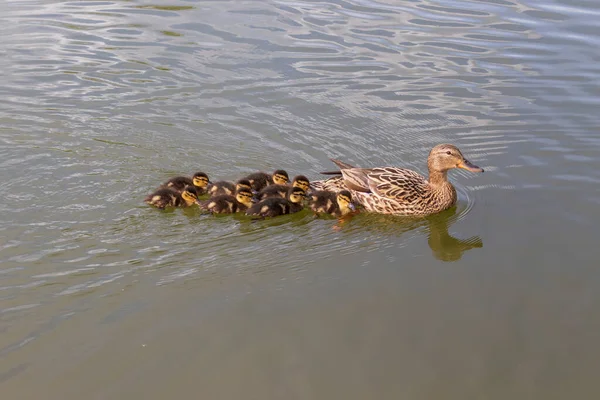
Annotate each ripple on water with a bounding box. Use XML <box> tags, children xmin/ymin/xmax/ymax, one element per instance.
<box><xmin>1</xmin><ymin>0</ymin><xmax>600</xmax><ymax>371</ymax></box>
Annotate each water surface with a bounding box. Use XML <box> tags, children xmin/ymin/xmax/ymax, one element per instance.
<box><xmin>1</xmin><ymin>0</ymin><xmax>600</xmax><ymax>398</ymax></box>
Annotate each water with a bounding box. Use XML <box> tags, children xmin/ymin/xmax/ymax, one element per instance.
<box><xmin>1</xmin><ymin>0</ymin><xmax>600</xmax><ymax>398</ymax></box>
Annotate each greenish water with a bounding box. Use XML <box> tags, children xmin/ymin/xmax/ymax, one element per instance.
<box><xmin>1</xmin><ymin>0</ymin><xmax>600</xmax><ymax>398</ymax></box>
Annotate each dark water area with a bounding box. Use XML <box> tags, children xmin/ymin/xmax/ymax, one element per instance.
<box><xmin>1</xmin><ymin>0</ymin><xmax>600</xmax><ymax>398</ymax></box>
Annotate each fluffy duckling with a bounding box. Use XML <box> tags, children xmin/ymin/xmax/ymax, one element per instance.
<box><xmin>161</xmin><ymin>172</ymin><xmax>210</xmax><ymax>195</ymax></box>
<box><xmin>145</xmin><ymin>185</ymin><xmax>201</xmax><ymax>209</ymax></box>
<box><xmin>208</xmin><ymin>179</ymin><xmax>252</xmax><ymax>197</ymax></box>
<box><xmin>242</xmin><ymin>169</ymin><xmax>289</xmax><ymax>192</ymax></box>
<box><xmin>246</xmin><ymin>186</ymin><xmax>306</xmax><ymax>218</ymax></box>
<box><xmin>310</xmin><ymin>190</ymin><xmax>356</xmax><ymax>217</ymax></box>
<box><xmin>255</xmin><ymin>175</ymin><xmax>310</xmax><ymax>201</ymax></box>
<box><xmin>200</xmin><ymin>188</ymin><xmax>254</xmax><ymax>214</ymax></box>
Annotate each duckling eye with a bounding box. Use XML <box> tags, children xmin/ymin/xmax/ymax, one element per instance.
<box><xmin>446</xmin><ymin>151</ymin><xmax>452</xmax><ymax>155</ymax></box>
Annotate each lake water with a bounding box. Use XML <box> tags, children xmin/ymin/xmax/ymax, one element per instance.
<box><xmin>2</xmin><ymin>0</ymin><xmax>600</xmax><ymax>398</ymax></box>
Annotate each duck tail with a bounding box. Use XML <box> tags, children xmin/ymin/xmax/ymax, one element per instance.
<box><xmin>319</xmin><ymin>158</ymin><xmax>356</xmax><ymax>175</ymax></box>
<box><xmin>330</xmin><ymin>158</ymin><xmax>356</xmax><ymax>170</ymax></box>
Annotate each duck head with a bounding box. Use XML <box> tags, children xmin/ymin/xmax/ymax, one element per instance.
<box><xmin>287</xmin><ymin>186</ymin><xmax>306</xmax><ymax>204</ymax></box>
<box><xmin>235</xmin><ymin>179</ymin><xmax>252</xmax><ymax>193</ymax></box>
<box><xmin>291</xmin><ymin>175</ymin><xmax>310</xmax><ymax>192</ymax></box>
<box><xmin>428</xmin><ymin>144</ymin><xmax>484</xmax><ymax>173</ymax></box>
<box><xmin>272</xmin><ymin>170</ymin><xmax>289</xmax><ymax>185</ymax></box>
<box><xmin>182</xmin><ymin>185</ymin><xmax>201</xmax><ymax>206</ymax></box>
<box><xmin>235</xmin><ymin>188</ymin><xmax>254</xmax><ymax>208</ymax></box>
<box><xmin>337</xmin><ymin>190</ymin><xmax>356</xmax><ymax>213</ymax></box>
<box><xmin>192</xmin><ymin>172</ymin><xmax>210</xmax><ymax>189</ymax></box>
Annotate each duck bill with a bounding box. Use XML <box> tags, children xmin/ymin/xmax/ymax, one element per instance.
<box><xmin>458</xmin><ymin>159</ymin><xmax>484</xmax><ymax>173</ymax></box>
<box><xmin>195</xmin><ymin>199</ymin><xmax>202</xmax><ymax>205</ymax></box>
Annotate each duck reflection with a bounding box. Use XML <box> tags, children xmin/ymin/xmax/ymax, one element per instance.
<box><xmin>341</xmin><ymin>206</ymin><xmax>482</xmax><ymax>262</ymax></box>
<box><xmin>425</xmin><ymin>208</ymin><xmax>482</xmax><ymax>261</ymax></box>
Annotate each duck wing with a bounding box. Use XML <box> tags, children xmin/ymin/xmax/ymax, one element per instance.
<box><xmin>310</xmin><ymin>176</ymin><xmax>346</xmax><ymax>192</ymax></box>
<box><xmin>364</xmin><ymin>167</ymin><xmax>429</xmax><ymax>200</ymax></box>
<box><xmin>340</xmin><ymin>168</ymin><xmax>376</xmax><ymax>193</ymax></box>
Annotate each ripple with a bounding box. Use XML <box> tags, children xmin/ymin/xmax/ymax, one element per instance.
<box><xmin>1</xmin><ymin>0</ymin><xmax>600</xmax><ymax>372</ymax></box>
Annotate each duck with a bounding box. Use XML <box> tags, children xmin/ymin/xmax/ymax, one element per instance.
<box><xmin>311</xmin><ymin>144</ymin><xmax>484</xmax><ymax>216</ymax></box>
<box><xmin>208</xmin><ymin>179</ymin><xmax>252</xmax><ymax>197</ymax></box>
<box><xmin>310</xmin><ymin>189</ymin><xmax>356</xmax><ymax>218</ymax></box>
<box><xmin>145</xmin><ymin>185</ymin><xmax>201</xmax><ymax>209</ymax></box>
<box><xmin>255</xmin><ymin>175</ymin><xmax>310</xmax><ymax>201</ymax></box>
<box><xmin>242</xmin><ymin>169</ymin><xmax>289</xmax><ymax>192</ymax></box>
<box><xmin>199</xmin><ymin>187</ymin><xmax>254</xmax><ymax>214</ymax></box>
<box><xmin>161</xmin><ymin>172</ymin><xmax>210</xmax><ymax>195</ymax></box>
<box><xmin>246</xmin><ymin>186</ymin><xmax>306</xmax><ymax>218</ymax></box>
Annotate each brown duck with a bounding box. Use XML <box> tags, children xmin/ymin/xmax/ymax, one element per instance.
<box><xmin>311</xmin><ymin>144</ymin><xmax>484</xmax><ymax>216</ymax></box>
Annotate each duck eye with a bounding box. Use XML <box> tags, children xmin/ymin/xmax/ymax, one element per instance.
<box><xmin>446</xmin><ymin>151</ymin><xmax>452</xmax><ymax>155</ymax></box>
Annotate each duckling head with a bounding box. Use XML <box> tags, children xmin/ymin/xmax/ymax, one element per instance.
<box><xmin>287</xmin><ymin>186</ymin><xmax>306</xmax><ymax>204</ymax></box>
<box><xmin>292</xmin><ymin>175</ymin><xmax>310</xmax><ymax>192</ymax></box>
<box><xmin>236</xmin><ymin>179</ymin><xmax>252</xmax><ymax>193</ymax></box>
<box><xmin>235</xmin><ymin>188</ymin><xmax>254</xmax><ymax>208</ymax></box>
<box><xmin>337</xmin><ymin>190</ymin><xmax>355</xmax><ymax>213</ymax></box>
<box><xmin>428</xmin><ymin>144</ymin><xmax>484</xmax><ymax>174</ymax></box>
<box><xmin>192</xmin><ymin>172</ymin><xmax>210</xmax><ymax>188</ymax></box>
<box><xmin>182</xmin><ymin>185</ymin><xmax>201</xmax><ymax>206</ymax></box>
<box><xmin>272</xmin><ymin>170</ymin><xmax>289</xmax><ymax>185</ymax></box>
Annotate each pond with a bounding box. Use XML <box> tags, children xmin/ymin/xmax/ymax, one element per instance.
<box><xmin>1</xmin><ymin>0</ymin><xmax>599</xmax><ymax>398</ymax></box>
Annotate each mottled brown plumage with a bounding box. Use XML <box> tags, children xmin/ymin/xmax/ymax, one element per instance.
<box><xmin>311</xmin><ymin>144</ymin><xmax>484</xmax><ymax>216</ymax></box>
<box><xmin>310</xmin><ymin>175</ymin><xmax>346</xmax><ymax>193</ymax></box>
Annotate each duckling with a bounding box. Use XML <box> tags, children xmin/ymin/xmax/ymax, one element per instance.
<box><xmin>246</xmin><ymin>186</ymin><xmax>306</xmax><ymax>218</ymax></box>
<box><xmin>145</xmin><ymin>185</ymin><xmax>201</xmax><ymax>209</ymax></box>
<box><xmin>208</xmin><ymin>179</ymin><xmax>252</xmax><ymax>197</ymax></box>
<box><xmin>200</xmin><ymin>188</ymin><xmax>254</xmax><ymax>214</ymax></box>
<box><xmin>255</xmin><ymin>175</ymin><xmax>310</xmax><ymax>201</ymax></box>
<box><xmin>242</xmin><ymin>169</ymin><xmax>289</xmax><ymax>192</ymax></box>
<box><xmin>161</xmin><ymin>172</ymin><xmax>210</xmax><ymax>195</ymax></box>
<box><xmin>310</xmin><ymin>190</ymin><xmax>356</xmax><ymax>218</ymax></box>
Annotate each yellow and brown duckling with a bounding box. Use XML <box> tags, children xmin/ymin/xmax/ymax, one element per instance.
<box><xmin>145</xmin><ymin>185</ymin><xmax>201</xmax><ymax>209</ymax></box>
<box><xmin>161</xmin><ymin>172</ymin><xmax>210</xmax><ymax>195</ymax></box>
<box><xmin>242</xmin><ymin>169</ymin><xmax>289</xmax><ymax>193</ymax></box>
<box><xmin>199</xmin><ymin>187</ymin><xmax>254</xmax><ymax>214</ymax></box>
<box><xmin>208</xmin><ymin>179</ymin><xmax>252</xmax><ymax>198</ymax></box>
<box><xmin>310</xmin><ymin>189</ymin><xmax>356</xmax><ymax>218</ymax></box>
<box><xmin>246</xmin><ymin>186</ymin><xmax>306</xmax><ymax>218</ymax></box>
<box><xmin>255</xmin><ymin>175</ymin><xmax>310</xmax><ymax>201</ymax></box>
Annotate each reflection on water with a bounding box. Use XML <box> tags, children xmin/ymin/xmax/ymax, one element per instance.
<box><xmin>2</xmin><ymin>0</ymin><xmax>600</xmax><ymax>397</ymax></box>
<box><xmin>346</xmin><ymin>206</ymin><xmax>482</xmax><ymax>261</ymax></box>
<box><xmin>426</xmin><ymin>209</ymin><xmax>483</xmax><ymax>262</ymax></box>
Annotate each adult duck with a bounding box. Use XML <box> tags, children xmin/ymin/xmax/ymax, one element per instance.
<box><xmin>311</xmin><ymin>144</ymin><xmax>484</xmax><ymax>216</ymax></box>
